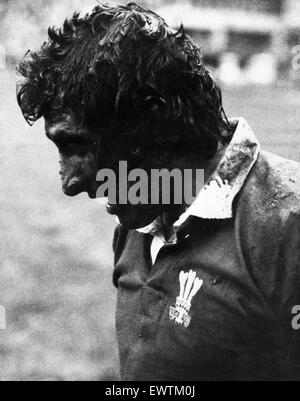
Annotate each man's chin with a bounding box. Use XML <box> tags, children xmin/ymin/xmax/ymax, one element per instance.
<box><xmin>87</xmin><ymin>191</ymin><xmax>97</xmax><ymax>199</ymax></box>
<box><xmin>116</xmin><ymin>215</ymin><xmax>155</xmax><ymax>230</ymax></box>
<box><xmin>107</xmin><ymin>204</ymin><xmax>159</xmax><ymax>230</ymax></box>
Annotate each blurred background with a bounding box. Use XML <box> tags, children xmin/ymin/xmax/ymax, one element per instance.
<box><xmin>0</xmin><ymin>0</ymin><xmax>299</xmax><ymax>381</ymax></box>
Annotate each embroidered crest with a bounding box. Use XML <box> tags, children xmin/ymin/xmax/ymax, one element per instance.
<box><xmin>169</xmin><ymin>270</ymin><xmax>203</xmax><ymax>328</ymax></box>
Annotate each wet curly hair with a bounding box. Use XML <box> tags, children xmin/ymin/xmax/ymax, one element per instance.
<box><xmin>17</xmin><ymin>2</ymin><xmax>234</xmax><ymax>161</ymax></box>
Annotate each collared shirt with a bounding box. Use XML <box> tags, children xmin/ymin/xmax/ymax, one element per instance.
<box><xmin>113</xmin><ymin>118</ymin><xmax>300</xmax><ymax>381</ymax></box>
<box><xmin>137</xmin><ymin>117</ymin><xmax>260</xmax><ymax>264</ymax></box>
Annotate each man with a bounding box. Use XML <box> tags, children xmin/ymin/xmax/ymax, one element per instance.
<box><xmin>17</xmin><ymin>3</ymin><xmax>300</xmax><ymax>380</ymax></box>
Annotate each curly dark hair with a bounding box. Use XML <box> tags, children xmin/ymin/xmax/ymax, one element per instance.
<box><xmin>17</xmin><ymin>2</ymin><xmax>234</xmax><ymax>161</ymax></box>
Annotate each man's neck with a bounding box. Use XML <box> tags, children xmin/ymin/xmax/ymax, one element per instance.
<box><xmin>160</xmin><ymin>143</ymin><xmax>228</xmax><ymax>238</ymax></box>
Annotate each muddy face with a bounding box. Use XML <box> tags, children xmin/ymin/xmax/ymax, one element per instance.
<box><xmin>44</xmin><ymin>108</ymin><xmax>192</xmax><ymax>229</ymax></box>
<box><xmin>44</xmin><ymin>110</ymin><xmax>100</xmax><ymax>198</ymax></box>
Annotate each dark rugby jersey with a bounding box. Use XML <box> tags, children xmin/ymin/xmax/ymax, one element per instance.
<box><xmin>112</xmin><ymin>118</ymin><xmax>300</xmax><ymax>381</ymax></box>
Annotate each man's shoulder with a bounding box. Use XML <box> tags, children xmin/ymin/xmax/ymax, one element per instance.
<box><xmin>243</xmin><ymin>150</ymin><xmax>300</xmax><ymax>217</ymax></box>
<box><xmin>235</xmin><ymin>149</ymin><xmax>300</xmax><ymax>253</ymax></box>
<box><xmin>234</xmin><ymin>150</ymin><xmax>300</xmax><ymax>313</ymax></box>
<box><xmin>259</xmin><ymin>150</ymin><xmax>300</xmax><ymax>187</ymax></box>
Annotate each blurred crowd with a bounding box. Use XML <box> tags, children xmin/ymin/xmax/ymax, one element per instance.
<box><xmin>0</xmin><ymin>1</ymin><xmax>166</xmax><ymax>64</ymax></box>
<box><xmin>1</xmin><ymin>0</ymin><xmax>300</xmax><ymax>86</ymax></box>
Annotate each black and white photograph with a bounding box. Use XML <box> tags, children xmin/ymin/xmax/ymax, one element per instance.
<box><xmin>0</xmin><ymin>0</ymin><xmax>300</xmax><ymax>384</ymax></box>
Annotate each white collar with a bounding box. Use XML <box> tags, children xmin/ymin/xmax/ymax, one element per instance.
<box><xmin>137</xmin><ymin>117</ymin><xmax>260</xmax><ymax>235</ymax></box>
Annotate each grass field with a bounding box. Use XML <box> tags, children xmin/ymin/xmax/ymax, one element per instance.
<box><xmin>0</xmin><ymin>71</ymin><xmax>299</xmax><ymax>381</ymax></box>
